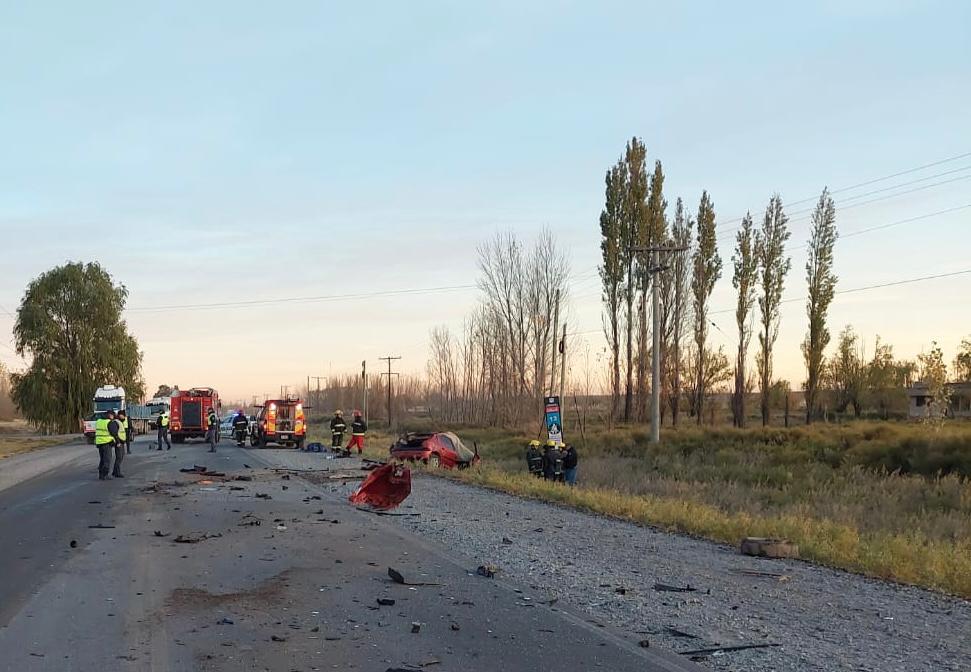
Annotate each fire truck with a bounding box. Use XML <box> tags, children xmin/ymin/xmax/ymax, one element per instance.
<box><xmin>251</xmin><ymin>397</ymin><xmax>307</xmax><ymax>449</ymax></box>
<box><xmin>169</xmin><ymin>387</ymin><xmax>221</xmax><ymax>444</ymax></box>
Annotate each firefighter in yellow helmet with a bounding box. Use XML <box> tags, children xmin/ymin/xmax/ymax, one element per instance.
<box><xmin>525</xmin><ymin>439</ymin><xmax>543</xmax><ymax>476</ymax></box>
<box><xmin>330</xmin><ymin>410</ymin><xmax>347</xmax><ymax>452</ymax></box>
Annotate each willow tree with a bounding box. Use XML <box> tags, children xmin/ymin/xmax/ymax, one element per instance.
<box><xmin>11</xmin><ymin>262</ymin><xmax>143</xmax><ymax>433</ymax></box>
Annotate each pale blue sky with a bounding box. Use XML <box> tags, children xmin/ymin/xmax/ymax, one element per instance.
<box><xmin>1</xmin><ymin>1</ymin><xmax>969</xmax><ymax>399</ymax></box>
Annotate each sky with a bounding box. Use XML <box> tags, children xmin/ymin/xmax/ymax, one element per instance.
<box><xmin>1</xmin><ymin>1</ymin><xmax>969</xmax><ymax>402</ymax></box>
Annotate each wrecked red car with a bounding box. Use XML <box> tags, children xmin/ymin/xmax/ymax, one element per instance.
<box><xmin>389</xmin><ymin>432</ymin><xmax>479</xmax><ymax>469</ymax></box>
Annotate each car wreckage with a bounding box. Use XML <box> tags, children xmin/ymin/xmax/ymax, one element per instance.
<box><xmin>389</xmin><ymin>431</ymin><xmax>479</xmax><ymax>469</ymax></box>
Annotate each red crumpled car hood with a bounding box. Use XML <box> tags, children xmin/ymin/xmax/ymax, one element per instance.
<box><xmin>348</xmin><ymin>463</ymin><xmax>412</xmax><ymax>510</ymax></box>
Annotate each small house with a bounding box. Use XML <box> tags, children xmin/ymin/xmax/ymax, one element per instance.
<box><xmin>906</xmin><ymin>381</ymin><xmax>971</xmax><ymax>419</ymax></box>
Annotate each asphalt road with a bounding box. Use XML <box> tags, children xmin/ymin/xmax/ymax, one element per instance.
<box><xmin>0</xmin><ymin>436</ymin><xmax>701</xmax><ymax>672</ymax></box>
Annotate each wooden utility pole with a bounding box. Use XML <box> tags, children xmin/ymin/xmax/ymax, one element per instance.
<box><xmin>361</xmin><ymin>360</ymin><xmax>368</xmax><ymax>425</ymax></box>
<box><xmin>559</xmin><ymin>322</ymin><xmax>567</xmax><ymax>401</ymax></box>
<box><xmin>549</xmin><ymin>288</ymin><xmax>560</xmax><ymax>398</ymax></box>
<box><xmin>630</xmin><ymin>244</ymin><xmax>688</xmax><ymax>444</ymax></box>
<box><xmin>379</xmin><ymin>355</ymin><xmax>401</xmax><ymax>428</ymax></box>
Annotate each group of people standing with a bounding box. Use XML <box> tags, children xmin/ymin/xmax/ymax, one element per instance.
<box><xmin>93</xmin><ymin>409</ymin><xmax>134</xmax><ymax>480</ymax></box>
<box><xmin>525</xmin><ymin>439</ymin><xmax>578</xmax><ymax>485</ymax></box>
<box><xmin>329</xmin><ymin>409</ymin><xmax>367</xmax><ymax>455</ymax></box>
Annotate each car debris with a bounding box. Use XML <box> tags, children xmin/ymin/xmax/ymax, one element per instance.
<box><xmin>638</xmin><ymin>639</ymin><xmax>651</xmax><ymax>648</ymax></box>
<box><xmin>411</xmin><ymin>621</ymin><xmax>422</xmax><ymax>633</ymax></box>
<box><xmin>450</xmin><ymin>622</ymin><xmax>460</xmax><ymax>631</ymax></box>
<box><xmin>255</xmin><ymin>493</ymin><xmax>272</xmax><ymax>499</ymax></box>
<box><xmin>217</xmin><ymin>617</ymin><xmax>234</xmax><ymax>625</ymax></box>
<box><xmin>88</xmin><ymin>524</ymin><xmax>116</xmax><ymax>529</ymax></box>
<box><xmin>502</xmin><ymin>537</ymin><xmax>514</xmax><ymax>545</ymax></box>
<box><xmin>349</xmin><ymin>463</ymin><xmax>412</xmax><ymax>510</ymax></box>
<box><xmin>376</xmin><ymin>598</ymin><xmax>396</xmax><ymax>606</ymax></box>
<box><xmin>355</xmin><ymin>506</ymin><xmax>420</xmax><ymax>517</ymax></box>
<box><xmin>664</xmin><ymin>626</ymin><xmax>700</xmax><ymax>639</ymax></box>
<box><xmin>270</xmin><ymin>635</ymin><xmax>287</xmax><ymax>642</ymax></box>
<box><xmin>238</xmin><ymin>514</ymin><xmax>261</xmax><ymax>526</ymax></box>
<box><xmin>69</xmin><ymin>540</ymin><xmax>78</xmax><ymax>548</ymax></box>
<box><xmin>153</xmin><ymin>530</ymin><xmax>170</xmax><ymax>537</ymax></box>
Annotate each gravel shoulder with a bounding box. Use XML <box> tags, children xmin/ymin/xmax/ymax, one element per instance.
<box><xmin>253</xmin><ymin>449</ymin><xmax>971</xmax><ymax>672</ymax></box>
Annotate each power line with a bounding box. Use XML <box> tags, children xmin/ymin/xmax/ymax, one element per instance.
<box><xmin>127</xmin><ymin>283</ymin><xmax>477</xmax><ymax>313</ymax></box>
<box><xmin>716</xmin><ymin>150</ymin><xmax>971</xmax><ymax>228</ymax></box>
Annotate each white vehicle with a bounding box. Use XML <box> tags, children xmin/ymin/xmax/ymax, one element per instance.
<box><xmin>82</xmin><ymin>385</ymin><xmax>126</xmax><ymax>442</ymax></box>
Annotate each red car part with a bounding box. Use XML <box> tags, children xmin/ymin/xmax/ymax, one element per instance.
<box><xmin>348</xmin><ymin>463</ymin><xmax>412</xmax><ymax>510</ymax></box>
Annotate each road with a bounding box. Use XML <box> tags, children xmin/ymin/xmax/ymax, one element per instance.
<box><xmin>0</xmin><ymin>436</ymin><xmax>700</xmax><ymax>672</ymax></box>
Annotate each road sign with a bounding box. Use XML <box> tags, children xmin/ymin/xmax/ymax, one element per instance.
<box><xmin>544</xmin><ymin>396</ymin><xmax>562</xmax><ymax>444</ymax></box>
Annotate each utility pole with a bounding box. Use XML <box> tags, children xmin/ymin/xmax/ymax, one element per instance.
<box><xmin>631</xmin><ymin>244</ymin><xmax>688</xmax><ymax>444</ymax></box>
<box><xmin>309</xmin><ymin>376</ymin><xmax>325</xmax><ymax>417</ymax></box>
<box><xmin>379</xmin><ymin>355</ymin><xmax>401</xmax><ymax>429</ymax></box>
<box><xmin>549</xmin><ymin>288</ymin><xmax>560</xmax><ymax>398</ymax></box>
<box><xmin>362</xmin><ymin>360</ymin><xmax>369</xmax><ymax>425</ymax></box>
<box><xmin>559</xmin><ymin>321</ymin><xmax>567</xmax><ymax>401</ymax></box>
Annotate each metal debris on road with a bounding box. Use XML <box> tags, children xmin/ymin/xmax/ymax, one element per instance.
<box><xmin>476</xmin><ymin>564</ymin><xmax>499</xmax><ymax>578</ymax></box>
<box><xmin>88</xmin><ymin>524</ymin><xmax>115</xmax><ymax>529</ymax></box>
<box><xmin>653</xmin><ymin>582</ymin><xmax>697</xmax><ymax>593</ymax></box>
<box><xmin>377</xmin><ymin>598</ymin><xmax>396</xmax><ymax>606</ymax></box>
<box><xmin>153</xmin><ymin>530</ymin><xmax>170</xmax><ymax>537</ymax></box>
<box><xmin>255</xmin><ymin>493</ymin><xmax>272</xmax><ymax>499</ymax></box>
<box><xmin>388</xmin><ymin>567</ymin><xmax>441</xmax><ymax>586</ymax></box>
<box><xmin>679</xmin><ymin>643</ymin><xmax>780</xmax><ymax>657</ymax></box>
<box><xmin>173</xmin><ymin>532</ymin><xmax>223</xmax><ymax>544</ymax></box>
<box><xmin>410</xmin><ymin>621</ymin><xmax>422</xmax><ymax>633</ymax></box>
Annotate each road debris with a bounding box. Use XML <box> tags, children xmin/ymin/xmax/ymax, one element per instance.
<box><xmin>476</xmin><ymin>564</ymin><xmax>499</xmax><ymax>578</ymax></box>
<box><xmin>502</xmin><ymin>537</ymin><xmax>514</xmax><ymax>544</ymax></box>
<box><xmin>653</xmin><ymin>582</ymin><xmax>697</xmax><ymax>593</ymax></box>
<box><xmin>665</xmin><ymin>626</ymin><xmax>700</xmax><ymax>639</ymax></box>
<box><xmin>270</xmin><ymin>634</ymin><xmax>287</xmax><ymax>642</ymax></box>
<box><xmin>349</xmin><ymin>463</ymin><xmax>412</xmax><ymax>510</ymax></box>
<box><xmin>411</xmin><ymin>621</ymin><xmax>422</xmax><ymax>633</ymax></box>
<box><xmin>69</xmin><ymin>539</ymin><xmax>78</xmax><ymax>548</ymax></box>
<box><xmin>679</xmin><ymin>643</ymin><xmax>780</xmax><ymax>657</ymax></box>
<box><xmin>355</xmin><ymin>506</ymin><xmax>420</xmax><ymax>517</ymax></box>
<box><xmin>377</xmin><ymin>598</ymin><xmax>396</xmax><ymax>606</ymax></box>
<box><xmin>737</xmin><ymin>569</ymin><xmax>791</xmax><ymax>581</ymax></box>
<box><xmin>638</xmin><ymin>639</ymin><xmax>651</xmax><ymax>648</ymax></box>
<box><xmin>450</xmin><ymin>622</ymin><xmax>461</xmax><ymax>631</ymax></box>
<box><xmin>173</xmin><ymin>532</ymin><xmax>223</xmax><ymax>544</ymax></box>
<box><xmin>255</xmin><ymin>493</ymin><xmax>272</xmax><ymax>500</ymax></box>
<box><xmin>388</xmin><ymin>567</ymin><xmax>441</xmax><ymax>586</ymax></box>
<box><xmin>740</xmin><ymin>537</ymin><xmax>799</xmax><ymax>559</ymax></box>
<box><xmin>88</xmin><ymin>524</ymin><xmax>115</xmax><ymax>529</ymax></box>
<box><xmin>238</xmin><ymin>515</ymin><xmax>262</xmax><ymax>527</ymax></box>
<box><xmin>217</xmin><ymin>617</ymin><xmax>234</xmax><ymax>625</ymax></box>
<box><xmin>153</xmin><ymin>530</ymin><xmax>170</xmax><ymax>537</ymax></box>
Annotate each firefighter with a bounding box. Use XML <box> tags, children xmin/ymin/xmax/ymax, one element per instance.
<box><xmin>231</xmin><ymin>409</ymin><xmax>249</xmax><ymax>445</ymax></box>
<box><xmin>554</xmin><ymin>442</ymin><xmax>567</xmax><ymax>483</ymax></box>
<box><xmin>348</xmin><ymin>410</ymin><xmax>367</xmax><ymax>454</ymax></box>
<box><xmin>542</xmin><ymin>439</ymin><xmax>557</xmax><ymax>480</ymax></box>
<box><xmin>109</xmin><ymin>409</ymin><xmax>125</xmax><ymax>478</ymax></box>
<box><xmin>206</xmin><ymin>407</ymin><xmax>218</xmax><ymax>452</ymax></box>
<box><xmin>118</xmin><ymin>409</ymin><xmax>133</xmax><ymax>455</ymax></box>
<box><xmin>94</xmin><ymin>410</ymin><xmax>117</xmax><ymax>480</ymax></box>
<box><xmin>330</xmin><ymin>410</ymin><xmax>347</xmax><ymax>451</ymax></box>
<box><xmin>157</xmin><ymin>410</ymin><xmax>171</xmax><ymax>451</ymax></box>
<box><xmin>563</xmin><ymin>442</ymin><xmax>579</xmax><ymax>486</ymax></box>
<box><xmin>525</xmin><ymin>440</ymin><xmax>543</xmax><ymax>477</ymax></box>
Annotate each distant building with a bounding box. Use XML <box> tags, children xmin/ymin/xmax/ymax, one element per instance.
<box><xmin>906</xmin><ymin>381</ymin><xmax>971</xmax><ymax>419</ymax></box>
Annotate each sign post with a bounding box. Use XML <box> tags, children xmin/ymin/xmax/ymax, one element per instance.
<box><xmin>544</xmin><ymin>396</ymin><xmax>563</xmax><ymax>444</ymax></box>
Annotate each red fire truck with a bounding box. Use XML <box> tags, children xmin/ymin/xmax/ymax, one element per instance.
<box><xmin>169</xmin><ymin>387</ymin><xmax>221</xmax><ymax>444</ymax></box>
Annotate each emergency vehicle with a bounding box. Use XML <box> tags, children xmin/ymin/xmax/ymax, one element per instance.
<box><xmin>169</xmin><ymin>387</ymin><xmax>221</xmax><ymax>443</ymax></box>
<box><xmin>251</xmin><ymin>397</ymin><xmax>307</xmax><ymax>449</ymax></box>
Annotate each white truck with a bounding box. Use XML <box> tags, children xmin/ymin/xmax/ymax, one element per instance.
<box><xmin>82</xmin><ymin>385</ymin><xmax>126</xmax><ymax>443</ymax></box>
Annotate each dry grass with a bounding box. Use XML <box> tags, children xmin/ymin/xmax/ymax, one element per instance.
<box><xmin>0</xmin><ymin>437</ymin><xmax>64</xmax><ymax>459</ymax></box>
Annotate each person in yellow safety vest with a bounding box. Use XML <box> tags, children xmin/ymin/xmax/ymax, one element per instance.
<box><xmin>94</xmin><ymin>410</ymin><xmax>118</xmax><ymax>480</ymax></box>
<box><xmin>118</xmin><ymin>408</ymin><xmax>133</xmax><ymax>455</ymax></box>
<box><xmin>157</xmin><ymin>411</ymin><xmax>171</xmax><ymax>451</ymax></box>
<box><xmin>206</xmin><ymin>408</ymin><xmax>218</xmax><ymax>453</ymax></box>
<box><xmin>112</xmin><ymin>409</ymin><xmax>127</xmax><ymax>477</ymax></box>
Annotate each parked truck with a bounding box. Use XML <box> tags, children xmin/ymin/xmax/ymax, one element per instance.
<box><xmin>126</xmin><ymin>397</ymin><xmax>171</xmax><ymax>435</ymax></box>
<box><xmin>82</xmin><ymin>385</ymin><xmax>126</xmax><ymax>443</ymax></box>
<box><xmin>169</xmin><ymin>387</ymin><xmax>220</xmax><ymax>443</ymax></box>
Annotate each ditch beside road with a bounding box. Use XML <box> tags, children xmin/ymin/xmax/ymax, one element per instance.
<box><xmin>251</xmin><ymin>448</ymin><xmax>971</xmax><ymax>672</ymax></box>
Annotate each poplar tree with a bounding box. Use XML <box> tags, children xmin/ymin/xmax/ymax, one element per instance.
<box><xmin>691</xmin><ymin>191</ymin><xmax>721</xmax><ymax>424</ymax></box>
<box><xmin>666</xmin><ymin>199</ymin><xmax>693</xmax><ymax>425</ymax></box>
<box><xmin>621</xmin><ymin>138</ymin><xmax>648</xmax><ymax>422</ymax></box>
<box><xmin>731</xmin><ymin>212</ymin><xmax>758</xmax><ymax>427</ymax></box>
<box><xmin>802</xmin><ymin>188</ymin><xmax>838</xmax><ymax>423</ymax></box>
<box><xmin>756</xmin><ymin>194</ymin><xmax>791</xmax><ymax>426</ymax></box>
<box><xmin>599</xmin><ymin>163</ymin><xmax>625</xmax><ymax>422</ymax></box>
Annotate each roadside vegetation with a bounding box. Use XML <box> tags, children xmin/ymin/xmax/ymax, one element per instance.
<box><xmin>382</xmin><ymin>420</ymin><xmax>971</xmax><ymax>599</ymax></box>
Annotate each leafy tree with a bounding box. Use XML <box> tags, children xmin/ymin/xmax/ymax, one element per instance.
<box><xmin>866</xmin><ymin>337</ymin><xmax>914</xmax><ymax>419</ymax></box>
<box><xmin>599</xmin><ymin>163</ymin><xmax>626</xmax><ymax>423</ymax></box>
<box><xmin>691</xmin><ymin>191</ymin><xmax>721</xmax><ymax>424</ymax></box>
<box><xmin>802</xmin><ymin>188</ymin><xmax>838</xmax><ymax>423</ymax></box>
<box><xmin>684</xmin><ymin>345</ymin><xmax>731</xmax><ymax>419</ymax></box>
<box><xmin>953</xmin><ymin>336</ymin><xmax>971</xmax><ymax>382</ymax></box>
<box><xmin>731</xmin><ymin>212</ymin><xmax>758</xmax><ymax>427</ymax></box>
<box><xmin>917</xmin><ymin>342</ymin><xmax>949</xmax><ymax>423</ymax></box>
<box><xmin>756</xmin><ymin>194</ymin><xmax>791</xmax><ymax>426</ymax></box>
<box><xmin>827</xmin><ymin>325</ymin><xmax>865</xmax><ymax>417</ymax></box>
<box><xmin>152</xmin><ymin>384</ymin><xmax>174</xmax><ymax>399</ymax></box>
<box><xmin>621</xmin><ymin>137</ymin><xmax>649</xmax><ymax>422</ymax></box>
<box><xmin>664</xmin><ymin>199</ymin><xmax>693</xmax><ymax>426</ymax></box>
<box><xmin>11</xmin><ymin>262</ymin><xmax>143</xmax><ymax>433</ymax></box>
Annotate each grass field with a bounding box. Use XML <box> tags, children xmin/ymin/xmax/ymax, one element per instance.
<box><xmin>0</xmin><ymin>436</ymin><xmax>65</xmax><ymax>459</ymax></box>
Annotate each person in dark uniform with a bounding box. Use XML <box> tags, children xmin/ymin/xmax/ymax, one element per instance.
<box><xmin>206</xmin><ymin>407</ymin><xmax>218</xmax><ymax>452</ymax></box>
<box><xmin>525</xmin><ymin>440</ymin><xmax>543</xmax><ymax>477</ymax></box>
<box><xmin>347</xmin><ymin>410</ymin><xmax>367</xmax><ymax>454</ymax></box>
<box><xmin>231</xmin><ymin>409</ymin><xmax>249</xmax><ymax>445</ymax></box>
<box><xmin>109</xmin><ymin>410</ymin><xmax>125</xmax><ymax>478</ymax></box>
<box><xmin>542</xmin><ymin>439</ymin><xmax>557</xmax><ymax>481</ymax></box>
<box><xmin>157</xmin><ymin>410</ymin><xmax>171</xmax><ymax>451</ymax></box>
<box><xmin>118</xmin><ymin>409</ymin><xmax>133</xmax><ymax>455</ymax></box>
<box><xmin>553</xmin><ymin>442</ymin><xmax>566</xmax><ymax>482</ymax></box>
<box><xmin>94</xmin><ymin>410</ymin><xmax>117</xmax><ymax>480</ymax></box>
<box><xmin>330</xmin><ymin>410</ymin><xmax>347</xmax><ymax>451</ymax></box>
<box><xmin>563</xmin><ymin>443</ymin><xmax>578</xmax><ymax>486</ymax></box>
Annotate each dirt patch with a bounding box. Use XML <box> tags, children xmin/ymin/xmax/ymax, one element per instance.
<box><xmin>167</xmin><ymin>570</ymin><xmax>291</xmax><ymax>610</ymax></box>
